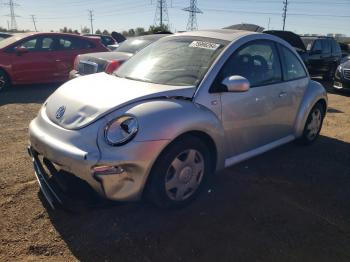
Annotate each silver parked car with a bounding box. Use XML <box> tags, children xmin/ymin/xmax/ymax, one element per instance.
<box><xmin>28</xmin><ymin>29</ymin><xmax>327</xmax><ymax>209</ymax></box>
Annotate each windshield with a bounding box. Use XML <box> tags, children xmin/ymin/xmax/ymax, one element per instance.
<box><xmin>115</xmin><ymin>38</ymin><xmax>154</xmax><ymax>54</ymax></box>
<box><xmin>0</xmin><ymin>34</ymin><xmax>28</xmax><ymax>49</ymax></box>
<box><xmin>301</xmin><ymin>38</ymin><xmax>315</xmax><ymax>51</ymax></box>
<box><xmin>115</xmin><ymin>37</ymin><xmax>227</xmax><ymax>86</ymax></box>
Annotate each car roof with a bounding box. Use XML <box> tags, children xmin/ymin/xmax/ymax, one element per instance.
<box><xmin>170</xmin><ymin>29</ymin><xmax>258</xmax><ymax>42</ymax></box>
<box><xmin>131</xmin><ymin>34</ymin><xmax>172</xmax><ymax>41</ymax></box>
<box><xmin>300</xmin><ymin>36</ymin><xmax>335</xmax><ymax>40</ymax></box>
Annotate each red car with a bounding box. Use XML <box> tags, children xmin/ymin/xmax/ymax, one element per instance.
<box><xmin>0</xmin><ymin>32</ymin><xmax>108</xmax><ymax>92</ymax></box>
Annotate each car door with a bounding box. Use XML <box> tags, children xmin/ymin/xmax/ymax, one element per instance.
<box><xmin>307</xmin><ymin>39</ymin><xmax>323</xmax><ymax>75</ymax></box>
<box><xmin>321</xmin><ymin>39</ymin><xmax>332</xmax><ymax>72</ymax></box>
<box><xmin>213</xmin><ymin>40</ymin><xmax>294</xmax><ymax>158</ymax></box>
<box><xmin>51</xmin><ymin>36</ymin><xmax>95</xmax><ymax>81</ymax></box>
<box><xmin>278</xmin><ymin>44</ymin><xmax>309</xmax><ymax>130</ymax></box>
<box><xmin>10</xmin><ymin>35</ymin><xmax>57</xmax><ymax>84</ymax></box>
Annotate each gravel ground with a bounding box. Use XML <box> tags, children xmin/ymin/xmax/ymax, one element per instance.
<box><xmin>0</xmin><ymin>81</ymin><xmax>350</xmax><ymax>262</ymax></box>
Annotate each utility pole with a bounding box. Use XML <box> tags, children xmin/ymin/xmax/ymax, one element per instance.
<box><xmin>160</xmin><ymin>0</ymin><xmax>163</xmax><ymax>26</ymax></box>
<box><xmin>154</xmin><ymin>0</ymin><xmax>169</xmax><ymax>28</ymax></box>
<box><xmin>282</xmin><ymin>0</ymin><xmax>288</xmax><ymax>31</ymax></box>
<box><xmin>31</xmin><ymin>15</ymin><xmax>37</xmax><ymax>32</ymax></box>
<box><xmin>88</xmin><ymin>10</ymin><xmax>94</xmax><ymax>34</ymax></box>
<box><xmin>4</xmin><ymin>0</ymin><xmax>19</xmax><ymax>31</ymax></box>
<box><xmin>183</xmin><ymin>0</ymin><xmax>202</xmax><ymax>31</ymax></box>
<box><xmin>267</xmin><ymin>17</ymin><xmax>271</xmax><ymax>30</ymax></box>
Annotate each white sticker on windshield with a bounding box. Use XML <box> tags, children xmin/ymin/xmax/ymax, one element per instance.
<box><xmin>189</xmin><ymin>41</ymin><xmax>220</xmax><ymax>50</ymax></box>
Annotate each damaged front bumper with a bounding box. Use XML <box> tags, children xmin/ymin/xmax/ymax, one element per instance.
<box><xmin>28</xmin><ymin>110</ymin><xmax>169</xmax><ymax>209</ymax></box>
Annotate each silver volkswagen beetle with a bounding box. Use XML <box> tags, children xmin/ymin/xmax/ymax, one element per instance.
<box><xmin>28</xmin><ymin>29</ymin><xmax>327</xmax><ymax>209</ymax></box>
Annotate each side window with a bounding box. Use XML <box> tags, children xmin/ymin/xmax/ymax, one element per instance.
<box><xmin>57</xmin><ymin>37</ymin><xmax>93</xmax><ymax>50</ymax></box>
<box><xmin>321</xmin><ymin>39</ymin><xmax>331</xmax><ymax>54</ymax></box>
<box><xmin>218</xmin><ymin>40</ymin><xmax>282</xmax><ymax>87</ymax></box>
<box><xmin>58</xmin><ymin>38</ymin><xmax>73</xmax><ymax>49</ymax></box>
<box><xmin>73</xmin><ymin>38</ymin><xmax>94</xmax><ymax>49</ymax></box>
<box><xmin>280</xmin><ymin>45</ymin><xmax>307</xmax><ymax>81</ymax></box>
<box><xmin>18</xmin><ymin>38</ymin><xmax>38</xmax><ymax>50</ymax></box>
<box><xmin>41</xmin><ymin>37</ymin><xmax>54</xmax><ymax>50</ymax></box>
<box><xmin>312</xmin><ymin>40</ymin><xmax>322</xmax><ymax>52</ymax></box>
<box><xmin>16</xmin><ymin>37</ymin><xmax>55</xmax><ymax>52</ymax></box>
<box><xmin>331</xmin><ymin>40</ymin><xmax>341</xmax><ymax>54</ymax></box>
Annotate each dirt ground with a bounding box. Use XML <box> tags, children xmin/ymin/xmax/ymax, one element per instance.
<box><xmin>1</xmin><ymin>81</ymin><xmax>350</xmax><ymax>262</ymax></box>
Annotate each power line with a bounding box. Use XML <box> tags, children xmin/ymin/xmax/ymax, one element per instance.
<box><xmin>31</xmin><ymin>15</ymin><xmax>38</xmax><ymax>32</ymax></box>
<box><xmin>154</xmin><ymin>0</ymin><xmax>169</xmax><ymax>27</ymax></box>
<box><xmin>4</xmin><ymin>0</ymin><xmax>19</xmax><ymax>30</ymax></box>
<box><xmin>88</xmin><ymin>9</ymin><xmax>94</xmax><ymax>34</ymax></box>
<box><xmin>282</xmin><ymin>0</ymin><xmax>288</xmax><ymax>30</ymax></box>
<box><xmin>183</xmin><ymin>0</ymin><xmax>202</xmax><ymax>31</ymax></box>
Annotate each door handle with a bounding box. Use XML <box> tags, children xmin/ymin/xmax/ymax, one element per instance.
<box><xmin>279</xmin><ymin>92</ymin><xmax>287</xmax><ymax>98</ymax></box>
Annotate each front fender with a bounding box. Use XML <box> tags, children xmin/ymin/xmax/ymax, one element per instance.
<box><xmin>103</xmin><ymin>98</ymin><xmax>226</xmax><ymax>170</ymax></box>
<box><xmin>294</xmin><ymin>80</ymin><xmax>328</xmax><ymax>138</ymax></box>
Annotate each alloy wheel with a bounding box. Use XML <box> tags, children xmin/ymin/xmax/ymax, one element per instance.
<box><xmin>306</xmin><ymin>108</ymin><xmax>322</xmax><ymax>141</ymax></box>
<box><xmin>165</xmin><ymin>149</ymin><xmax>205</xmax><ymax>201</ymax></box>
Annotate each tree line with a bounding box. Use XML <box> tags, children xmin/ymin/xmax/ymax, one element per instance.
<box><xmin>58</xmin><ymin>24</ymin><xmax>170</xmax><ymax>37</ymax></box>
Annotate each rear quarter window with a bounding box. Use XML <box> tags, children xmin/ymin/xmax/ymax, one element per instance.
<box><xmin>57</xmin><ymin>36</ymin><xmax>94</xmax><ymax>50</ymax></box>
<box><xmin>279</xmin><ymin>45</ymin><xmax>307</xmax><ymax>81</ymax></box>
<box><xmin>332</xmin><ymin>41</ymin><xmax>341</xmax><ymax>55</ymax></box>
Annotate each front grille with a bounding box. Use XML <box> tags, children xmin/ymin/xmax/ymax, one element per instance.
<box><xmin>78</xmin><ymin>61</ymin><xmax>98</xmax><ymax>75</ymax></box>
<box><xmin>344</xmin><ymin>69</ymin><xmax>350</xmax><ymax>80</ymax></box>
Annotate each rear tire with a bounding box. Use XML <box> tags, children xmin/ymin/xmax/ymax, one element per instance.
<box><xmin>0</xmin><ymin>69</ymin><xmax>10</xmax><ymax>93</ymax></box>
<box><xmin>146</xmin><ymin>135</ymin><xmax>212</xmax><ymax>208</ymax></box>
<box><xmin>297</xmin><ymin>102</ymin><xmax>325</xmax><ymax>145</ymax></box>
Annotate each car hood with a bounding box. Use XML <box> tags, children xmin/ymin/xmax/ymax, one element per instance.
<box><xmin>78</xmin><ymin>51</ymin><xmax>133</xmax><ymax>62</ymax></box>
<box><xmin>264</xmin><ymin>30</ymin><xmax>306</xmax><ymax>52</ymax></box>
<box><xmin>45</xmin><ymin>73</ymin><xmax>196</xmax><ymax>130</ymax></box>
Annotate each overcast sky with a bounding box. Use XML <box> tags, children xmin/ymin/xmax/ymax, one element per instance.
<box><xmin>0</xmin><ymin>0</ymin><xmax>349</xmax><ymax>36</ymax></box>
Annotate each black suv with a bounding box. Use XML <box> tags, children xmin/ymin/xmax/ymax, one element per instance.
<box><xmin>301</xmin><ymin>36</ymin><xmax>342</xmax><ymax>80</ymax></box>
<box><xmin>265</xmin><ymin>31</ymin><xmax>342</xmax><ymax>80</ymax></box>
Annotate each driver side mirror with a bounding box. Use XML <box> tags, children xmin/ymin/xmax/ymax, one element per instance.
<box><xmin>222</xmin><ymin>75</ymin><xmax>250</xmax><ymax>92</ymax></box>
<box><xmin>14</xmin><ymin>46</ymin><xmax>28</xmax><ymax>55</ymax></box>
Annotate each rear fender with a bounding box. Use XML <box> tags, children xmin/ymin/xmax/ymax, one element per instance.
<box><xmin>294</xmin><ymin>80</ymin><xmax>328</xmax><ymax>137</ymax></box>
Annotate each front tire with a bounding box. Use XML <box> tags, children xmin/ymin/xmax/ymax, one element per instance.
<box><xmin>146</xmin><ymin>135</ymin><xmax>212</xmax><ymax>208</ymax></box>
<box><xmin>0</xmin><ymin>69</ymin><xmax>10</xmax><ymax>93</ymax></box>
<box><xmin>298</xmin><ymin>102</ymin><xmax>325</xmax><ymax>145</ymax></box>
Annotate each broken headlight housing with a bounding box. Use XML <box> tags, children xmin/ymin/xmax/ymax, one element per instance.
<box><xmin>104</xmin><ymin>115</ymin><xmax>138</xmax><ymax>146</ymax></box>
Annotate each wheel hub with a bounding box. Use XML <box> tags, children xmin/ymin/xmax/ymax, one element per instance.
<box><xmin>307</xmin><ymin>108</ymin><xmax>322</xmax><ymax>140</ymax></box>
<box><xmin>179</xmin><ymin>166</ymin><xmax>193</xmax><ymax>183</ymax></box>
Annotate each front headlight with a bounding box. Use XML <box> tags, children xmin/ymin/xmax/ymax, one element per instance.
<box><xmin>104</xmin><ymin>115</ymin><xmax>138</xmax><ymax>146</ymax></box>
<box><xmin>335</xmin><ymin>66</ymin><xmax>342</xmax><ymax>78</ymax></box>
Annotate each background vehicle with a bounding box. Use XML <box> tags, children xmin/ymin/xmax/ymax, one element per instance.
<box><xmin>0</xmin><ymin>32</ymin><xmax>108</xmax><ymax>92</ymax></box>
<box><xmin>264</xmin><ymin>30</ymin><xmax>309</xmax><ymax>64</ymax></box>
<box><xmin>265</xmin><ymin>31</ymin><xmax>342</xmax><ymax>80</ymax></box>
<box><xmin>83</xmin><ymin>34</ymin><xmax>116</xmax><ymax>48</ymax></box>
<box><xmin>339</xmin><ymin>42</ymin><xmax>350</xmax><ymax>59</ymax></box>
<box><xmin>0</xmin><ymin>32</ymin><xmax>12</xmax><ymax>41</ymax></box>
<box><xmin>29</xmin><ymin>29</ymin><xmax>327</xmax><ymax>209</ymax></box>
<box><xmin>334</xmin><ymin>59</ymin><xmax>350</xmax><ymax>91</ymax></box>
<box><xmin>69</xmin><ymin>34</ymin><xmax>170</xmax><ymax>78</ymax></box>
<box><xmin>301</xmin><ymin>36</ymin><xmax>342</xmax><ymax>80</ymax></box>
